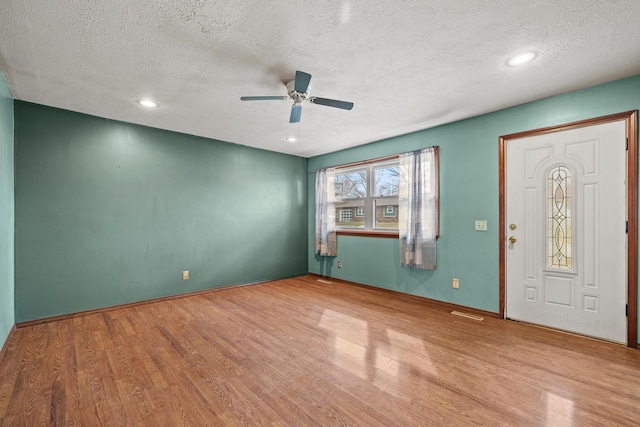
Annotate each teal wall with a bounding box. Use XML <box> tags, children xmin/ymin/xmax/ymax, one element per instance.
<box><xmin>7</xmin><ymin>74</ymin><xmax>640</xmax><ymax>342</ymax></box>
<box><xmin>308</xmin><ymin>75</ymin><xmax>640</xmax><ymax>339</ymax></box>
<box><xmin>14</xmin><ymin>102</ymin><xmax>308</xmax><ymax>322</ymax></box>
<box><xmin>0</xmin><ymin>69</ymin><xmax>14</xmax><ymax>349</ymax></box>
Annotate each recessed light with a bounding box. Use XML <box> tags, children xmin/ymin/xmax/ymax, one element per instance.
<box><xmin>507</xmin><ymin>52</ymin><xmax>536</xmax><ymax>67</ymax></box>
<box><xmin>137</xmin><ymin>99</ymin><xmax>158</xmax><ymax>108</ymax></box>
<box><xmin>285</xmin><ymin>136</ymin><xmax>298</xmax><ymax>143</ymax></box>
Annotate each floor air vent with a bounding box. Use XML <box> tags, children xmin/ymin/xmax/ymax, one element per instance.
<box><xmin>451</xmin><ymin>311</ymin><xmax>484</xmax><ymax>321</ymax></box>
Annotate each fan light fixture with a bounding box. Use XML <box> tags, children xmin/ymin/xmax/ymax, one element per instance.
<box><xmin>137</xmin><ymin>99</ymin><xmax>158</xmax><ymax>108</ymax></box>
<box><xmin>507</xmin><ymin>52</ymin><xmax>536</xmax><ymax>66</ymax></box>
<box><xmin>285</xmin><ymin>136</ymin><xmax>298</xmax><ymax>143</ymax></box>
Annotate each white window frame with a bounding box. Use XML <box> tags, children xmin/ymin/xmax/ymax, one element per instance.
<box><xmin>335</xmin><ymin>158</ymin><xmax>399</xmax><ymax>232</ymax></box>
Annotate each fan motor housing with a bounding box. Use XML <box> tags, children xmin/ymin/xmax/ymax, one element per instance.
<box><xmin>287</xmin><ymin>79</ymin><xmax>308</xmax><ymax>100</ymax></box>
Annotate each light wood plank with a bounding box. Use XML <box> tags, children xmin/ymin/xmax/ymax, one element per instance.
<box><xmin>1</xmin><ymin>275</ymin><xmax>639</xmax><ymax>426</ymax></box>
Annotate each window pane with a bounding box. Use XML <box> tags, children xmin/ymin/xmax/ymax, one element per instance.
<box><xmin>335</xmin><ymin>170</ymin><xmax>367</xmax><ymax>199</ymax></box>
<box><xmin>547</xmin><ymin>166</ymin><xmax>572</xmax><ymax>270</ymax></box>
<box><xmin>374</xmin><ymin>165</ymin><xmax>399</xmax><ymax>196</ymax></box>
<box><xmin>331</xmin><ymin>159</ymin><xmax>403</xmax><ymax>233</ymax></box>
<box><xmin>375</xmin><ymin>199</ymin><xmax>398</xmax><ymax>229</ymax></box>
<box><xmin>336</xmin><ymin>200</ymin><xmax>365</xmax><ymax>228</ymax></box>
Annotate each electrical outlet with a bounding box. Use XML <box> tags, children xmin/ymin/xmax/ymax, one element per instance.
<box><xmin>182</xmin><ymin>270</ymin><xmax>189</xmax><ymax>280</ymax></box>
<box><xmin>452</xmin><ymin>278</ymin><xmax>460</xmax><ymax>289</ymax></box>
<box><xmin>337</xmin><ymin>261</ymin><xmax>342</xmax><ymax>268</ymax></box>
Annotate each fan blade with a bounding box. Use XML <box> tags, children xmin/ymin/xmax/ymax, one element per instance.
<box><xmin>310</xmin><ymin>97</ymin><xmax>354</xmax><ymax>110</ymax></box>
<box><xmin>289</xmin><ymin>104</ymin><xmax>303</xmax><ymax>123</ymax></box>
<box><xmin>294</xmin><ymin>71</ymin><xmax>312</xmax><ymax>93</ymax></box>
<box><xmin>241</xmin><ymin>96</ymin><xmax>289</xmax><ymax>101</ymax></box>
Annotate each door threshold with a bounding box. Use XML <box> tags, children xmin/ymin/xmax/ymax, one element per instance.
<box><xmin>506</xmin><ymin>318</ymin><xmax>626</xmax><ymax>346</ymax></box>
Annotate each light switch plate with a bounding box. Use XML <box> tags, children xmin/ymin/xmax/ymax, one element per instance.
<box><xmin>475</xmin><ymin>220</ymin><xmax>488</xmax><ymax>231</ymax></box>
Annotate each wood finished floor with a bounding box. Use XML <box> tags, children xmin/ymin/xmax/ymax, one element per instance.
<box><xmin>1</xmin><ymin>276</ymin><xmax>639</xmax><ymax>426</ymax></box>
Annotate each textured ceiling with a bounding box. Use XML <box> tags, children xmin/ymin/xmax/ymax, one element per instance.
<box><xmin>0</xmin><ymin>1</ymin><xmax>639</xmax><ymax>157</ymax></box>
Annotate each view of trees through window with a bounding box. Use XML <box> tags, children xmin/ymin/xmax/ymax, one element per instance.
<box><xmin>334</xmin><ymin>160</ymin><xmax>399</xmax><ymax>231</ymax></box>
<box><xmin>374</xmin><ymin>166</ymin><xmax>399</xmax><ymax>196</ymax></box>
<box><xmin>334</xmin><ymin>170</ymin><xmax>367</xmax><ymax>199</ymax></box>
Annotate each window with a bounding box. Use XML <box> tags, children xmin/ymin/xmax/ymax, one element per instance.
<box><xmin>547</xmin><ymin>165</ymin><xmax>573</xmax><ymax>270</ymax></box>
<box><xmin>340</xmin><ymin>209</ymin><xmax>352</xmax><ymax>223</ymax></box>
<box><xmin>319</xmin><ymin>148</ymin><xmax>439</xmax><ymax>240</ymax></box>
<box><xmin>335</xmin><ymin>158</ymin><xmax>399</xmax><ymax>233</ymax></box>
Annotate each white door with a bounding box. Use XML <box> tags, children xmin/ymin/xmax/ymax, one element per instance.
<box><xmin>505</xmin><ymin>120</ymin><xmax>627</xmax><ymax>343</ymax></box>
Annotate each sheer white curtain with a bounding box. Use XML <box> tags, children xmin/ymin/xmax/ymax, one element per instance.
<box><xmin>315</xmin><ymin>168</ymin><xmax>337</xmax><ymax>256</ymax></box>
<box><xmin>399</xmin><ymin>147</ymin><xmax>437</xmax><ymax>269</ymax></box>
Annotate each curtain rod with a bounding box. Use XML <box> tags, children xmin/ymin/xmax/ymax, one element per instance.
<box><xmin>334</xmin><ymin>154</ymin><xmax>399</xmax><ymax>170</ymax></box>
<box><xmin>333</xmin><ymin>146</ymin><xmax>438</xmax><ymax>170</ymax></box>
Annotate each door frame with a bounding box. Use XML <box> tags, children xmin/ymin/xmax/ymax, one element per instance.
<box><xmin>499</xmin><ymin>110</ymin><xmax>638</xmax><ymax>348</ymax></box>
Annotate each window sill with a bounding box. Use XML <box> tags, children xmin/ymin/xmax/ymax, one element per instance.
<box><xmin>337</xmin><ymin>230</ymin><xmax>399</xmax><ymax>239</ymax></box>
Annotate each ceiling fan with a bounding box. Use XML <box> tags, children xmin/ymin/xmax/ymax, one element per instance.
<box><xmin>241</xmin><ymin>71</ymin><xmax>354</xmax><ymax>123</ymax></box>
